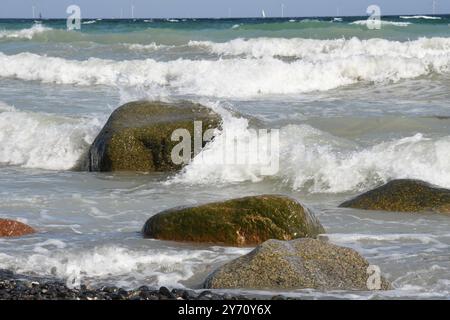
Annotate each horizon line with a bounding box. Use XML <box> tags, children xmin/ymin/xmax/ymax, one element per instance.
<box><xmin>0</xmin><ymin>13</ymin><xmax>449</xmax><ymax>20</ymax></box>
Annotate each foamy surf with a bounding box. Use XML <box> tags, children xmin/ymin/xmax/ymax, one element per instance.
<box><xmin>189</xmin><ymin>37</ymin><xmax>450</xmax><ymax>59</ymax></box>
<box><xmin>400</xmin><ymin>16</ymin><xmax>442</xmax><ymax>20</ymax></box>
<box><xmin>0</xmin><ymin>23</ymin><xmax>52</xmax><ymax>40</ymax></box>
<box><xmin>174</xmin><ymin>104</ymin><xmax>450</xmax><ymax>193</ymax></box>
<box><xmin>350</xmin><ymin>20</ymin><xmax>412</xmax><ymax>27</ymax></box>
<box><xmin>0</xmin><ymin>243</ymin><xmax>250</xmax><ymax>289</ymax></box>
<box><xmin>0</xmin><ymin>103</ymin><xmax>102</xmax><ymax>170</ymax></box>
<box><xmin>1</xmin><ymin>36</ymin><xmax>450</xmax><ymax>98</ymax></box>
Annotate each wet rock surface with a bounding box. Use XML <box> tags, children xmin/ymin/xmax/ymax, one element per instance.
<box><xmin>143</xmin><ymin>195</ymin><xmax>325</xmax><ymax>246</ymax></box>
<box><xmin>79</xmin><ymin>100</ymin><xmax>221</xmax><ymax>172</ymax></box>
<box><xmin>339</xmin><ymin>179</ymin><xmax>450</xmax><ymax>214</ymax></box>
<box><xmin>204</xmin><ymin>238</ymin><xmax>391</xmax><ymax>291</ymax></box>
<box><xmin>0</xmin><ymin>219</ymin><xmax>35</xmax><ymax>238</ymax></box>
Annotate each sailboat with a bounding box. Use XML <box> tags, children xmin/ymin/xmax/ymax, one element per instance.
<box><xmin>261</xmin><ymin>10</ymin><xmax>266</xmax><ymax>18</ymax></box>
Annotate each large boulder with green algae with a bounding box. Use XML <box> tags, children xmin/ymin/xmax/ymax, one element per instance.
<box><xmin>204</xmin><ymin>238</ymin><xmax>391</xmax><ymax>291</ymax></box>
<box><xmin>142</xmin><ymin>195</ymin><xmax>325</xmax><ymax>246</ymax></box>
<box><xmin>339</xmin><ymin>179</ymin><xmax>450</xmax><ymax>214</ymax></box>
<box><xmin>81</xmin><ymin>101</ymin><xmax>221</xmax><ymax>172</ymax></box>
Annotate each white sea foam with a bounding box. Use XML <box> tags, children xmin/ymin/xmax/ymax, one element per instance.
<box><xmin>0</xmin><ymin>245</ymin><xmax>249</xmax><ymax>288</ymax></box>
<box><xmin>0</xmin><ymin>23</ymin><xmax>52</xmax><ymax>40</ymax></box>
<box><xmin>126</xmin><ymin>42</ymin><xmax>169</xmax><ymax>51</ymax></box>
<box><xmin>175</xmin><ymin>104</ymin><xmax>450</xmax><ymax>193</ymax></box>
<box><xmin>189</xmin><ymin>37</ymin><xmax>450</xmax><ymax>59</ymax></box>
<box><xmin>82</xmin><ymin>20</ymin><xmax>97</xmax><ymax>25</ymax></box>
<box><xmin>351</xmin><ymin>20</ymin><xmax>411</xmax><ymax>27</ymax></box>
<box><xmin>400</xmin><ymin>15</ymin><xmax>442</xmax><ymax>20</ymax></box>
<box><xmin>1</xmin><ymin>37</ymin><xmax>450</xmax><ymax>97</ymax></box>
<box><xmin>326</xmin><ymin>233</ymin><xmax>445</xmax><ymax>245</ymax></box>
<box><xmin>0</xmin><ymin>104</ymin><xmax>101</xmax><ymax>170</ymax></box>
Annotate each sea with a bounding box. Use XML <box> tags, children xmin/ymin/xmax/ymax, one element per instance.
<box><xmin>0</xmin><ymin>15</ymin><xmax>450</xmax><ymax>299</ymax></box>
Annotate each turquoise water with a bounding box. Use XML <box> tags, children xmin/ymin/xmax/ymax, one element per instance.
<box><xmin>0</xmin><ymin>16</ymin><xmax>450</xmax><ymax>299</ymax></box>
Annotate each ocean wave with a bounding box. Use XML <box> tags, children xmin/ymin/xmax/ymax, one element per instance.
<box><xmin>1</xmin><ymin>37</ymin><xmax>450</xmax><ymax>98</ymax></box>
<box><xmin>126</xmin><ymin>42</ymin><xmax>170</xmax><ymax>51</ymax></box>
<box><xmin>2</xmin><ymin>99</ymin><xmax>450</xmax><ymax>192</ymax></box>
<box><xmin>0</xmin><ymin>244</ymin><xmax>248</xmax><ymax>288</ymax></box>
<box><xmin>0</xmin><ymin>103</ymin><xmax>101</xmax><ymax>170</ymax></box>
<box><xmin>400</xmin><ymin>16</ymin><xmax>442</xmax><ymax>20</ymax></box>
<box><xmin>189</xmin><ymin>36</ymin><xmax>450</xmax><ymax>59</ymax></box>
<box><xmin>351</xmin><ymin>20</ymin><xmax>411</xmax><ymax>27</ymax></box>
<box><xmin>174</xmin><ymin>103</ymin><xmax>450</xmax><ymax>193</ymax></box>
<box><xmin>0</xmin><ymin>23</ymin><xmax>52</xmax><ymax>40</ymax></box>
<box><xmin>82</xmin><ymin>20</ymin><xmax>97</xmax><ymax>25</ymax></box>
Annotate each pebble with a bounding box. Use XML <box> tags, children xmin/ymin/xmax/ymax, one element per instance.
<box><xmin>0</xmin><ymin>269</ymin><xmax>277</xmax><ymax>300</ymax></box>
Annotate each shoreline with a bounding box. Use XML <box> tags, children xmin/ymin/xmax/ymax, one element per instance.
<box><xmin>0</xmin><ymin>269</ymin><xmax>291</xmax><ymax>300</ymax></box>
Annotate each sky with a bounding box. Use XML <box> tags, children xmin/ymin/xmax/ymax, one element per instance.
<box><xmin>0</xmin><ymin>0</ymin><xmax>449</xmax><ymax>19</ymax></box>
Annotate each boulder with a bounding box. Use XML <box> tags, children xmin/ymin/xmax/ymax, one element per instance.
<box><xmin>0</xmin><ymin>219</ymin><xmax>35</xmax><ymax>237</ymax></box>
<box><xmin>204</xmin><ymin>238</ymin><xmax>391</xmax><ymax>291</ymax></box>
<box><xmin>142</xmin><ymin>195</ymin><xmax>325</xmax><ymax>246</ymax></box>
<box><xmin>79</xmin><ymin>101</ymin><xmax>221</xmax><ymax>172</ymax></box>
<box><xmin>339</xmin><ymin>179</ymin><xmax>450</xmax><ymax>214</ymax></box>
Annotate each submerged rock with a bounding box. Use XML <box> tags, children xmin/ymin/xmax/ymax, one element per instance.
<box><xmin>339</xmin><ymin>179</ymin><xmax>450</xmax><ymax>214</ymax></box>
<box><xmin>79</xmin><ymin>101</ymin><xmax>221</xmax><ymax>172</ymax></box>
<box><xmin>142</xmin><ymin>195</ymin><xmax>325</xmax><ymax>246</ymax></box>
<box><xmin>0</xmin><ymin>219</ymin><xmax>35</xmax><ymax>237</ymax></box>
<box><xmin>204</xmin><ymin>238</ymin><xmax>391</xmax><ymax>291</ymax></box>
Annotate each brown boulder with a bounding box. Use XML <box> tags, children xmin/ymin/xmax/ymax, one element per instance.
<box><xmin>0</xmin><ymin>219</ymin><xmax>35</xmax><ymax>237</ymax></box>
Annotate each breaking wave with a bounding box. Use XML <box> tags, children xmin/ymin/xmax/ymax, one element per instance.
<box><xmin>0</xmin><ymin>23</ymin><xmax>52</xmax><ymax>40</ymax></box>
<box><xmin>175</xmin><ymin>104</ymin><xmax>450</xmax><ymax>193</ymax></box>
<box><xmin>0</xmin><ymin>103</ymin><xmax>101</xmax><ymax>170</ymax></box>
<box><xmin>1</xmin><ymin>36</ymin><xmax>450</xmax><ymax>98</ymax></box>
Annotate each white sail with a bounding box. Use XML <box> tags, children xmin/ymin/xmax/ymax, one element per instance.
<box><xmin>262</xmin><ymin>10</ymin><xmax>266</xmax><ymax>18</ymax></box>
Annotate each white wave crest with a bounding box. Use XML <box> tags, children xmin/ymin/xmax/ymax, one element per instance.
<box><xmin>189</xmin><ymin>37</ymin><xmax>450</xmax><ymax>59</ymax></box>
<box><xmin>1</xmin><ymin>37</ymin><xmax>450</xmax><ymax>98</ymax></box>
<box><xmin>0</xmin><ymin>104</ymin><xmax>101</xmax><ymax>170</ymax></box>
<box><xmin>175</xmin><ymin>105</ymin><xmax>450</xmax><ymax>193</ymax></box>
<box><xmin>82</xmin><ymin>20</ymin><xmax>97</xmax><ymax>25</ymax></box>
<box><xmin>400</xmin><ymin>16</ymin><xmax>442</xmax><ymax>20</ymax></box>
<box><xmin>0</xmin><ymin>23</ymin><xmax>52</xmax><ymax>40</ymax></box>
<box><xmin>126</xmin><ymin>42</ymin><xmax>169</xmax><ymax>51</ymax></box>
<box><xmin>0</xmin><ymin>244</ymin><xmax>249</xmax><ymax>288</ymax></box>
<box><xmin>351</xmin><ymin>20</ymin><xmax>411</xmax><ymax>27</ymax></box>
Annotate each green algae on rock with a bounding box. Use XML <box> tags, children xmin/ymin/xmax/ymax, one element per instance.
<box><xmin>80</xmin><ymin>101</ymin><xmax>221</xmax><ymax>172</ymax></box>
<box><xmin>142</xmin><ymin>195</ymin><xmax>325</xmax><ymax>246</ymax></box>
<box><xmin>204</xmin><ymin>238</ymin><xmax>391</xmax><ymax>291</ymax></box>
<box><xmin>339</xmin><ymin>179</ymin><xmax>450</xmax><ymax>214</ymax></box>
